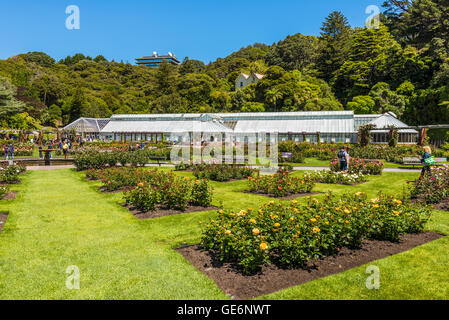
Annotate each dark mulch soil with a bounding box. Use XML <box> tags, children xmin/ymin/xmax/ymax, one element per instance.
<box><xmin>239</xmin><ymin>190</ymin><xmax>322</xmax><ymax>201</ymax></box>
<box><xmin>1</xmin><ymin>191</ymin><xmax>17</xmax><ymax>200</ymax></box>
<box><xmin>123</xmin><ymin>203</ymin><xmax>218</xmax><ymax>220</ymax></box>
<box><xmin>0</xmin><ymin>180</ymin><xmax>21</xmax><ymax>185</ymax></box>
<box><xmin>410</xmin><ymin>197</ymin><xmax>449</xmax><ymax>211</ymax></box>
<box><xmin>177</xmin><ymin>231</ymin><xmax>444</xmax><ymax>300</ymax></box>
<box><xmin>429</xmin><ymin>198</ymin><xmax>449</xmax><ymax>211</ymax></box>
<box><xmin>0</xmin><ymin>213</ymin><xmax>8</xmax><ymax>235</ymax></box>
<box><xmin>98</xmin><ymin>186</ymin><xmax>134</xmax><ymax>194</ymax></box>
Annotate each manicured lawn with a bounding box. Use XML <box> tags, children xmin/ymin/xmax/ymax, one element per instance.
<box><xmin>0</xmin><ymin>168</ymin><xmax>447</xmax><ymax>299</ymax></box>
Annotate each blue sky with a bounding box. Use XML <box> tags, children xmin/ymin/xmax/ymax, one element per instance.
<box><xmin>0</xmin><ymin>0</ymin><xmax>384</xmax><ymax>64</ymax></box>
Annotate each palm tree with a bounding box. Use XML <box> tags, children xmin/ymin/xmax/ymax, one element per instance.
<box><xmin>266</xmin><ymin>88</ymin><xmax>283</xmax><ymax>112</ymax></box>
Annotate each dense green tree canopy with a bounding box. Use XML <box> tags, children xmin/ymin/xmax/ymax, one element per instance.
<box><xmin>0</xmin><ymin>0</ymin><xmax>447</xmax><ymax>129</ymax></box>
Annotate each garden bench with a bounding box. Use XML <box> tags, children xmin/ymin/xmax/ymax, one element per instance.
<box><xmin>223</xmin><ymin>155</ymin><xmax>248</xmax><ymax>164</ymax></box>
<box><xmin>402</xmin><ymin>157</ymin><xmax>447</xmax><ymax>167</ymax></box>
<box><xmin>148</xmin><ymin>157</ymin><xmax>166</xmax><ymax>166</ymax></box>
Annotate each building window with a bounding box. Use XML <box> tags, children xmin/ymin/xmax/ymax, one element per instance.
<box><xmin>240</xmin><ymin>82</ymin><xmax>243</xmax><ymax>87</ymax></box>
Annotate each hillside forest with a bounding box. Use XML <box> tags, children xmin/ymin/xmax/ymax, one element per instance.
<box><xmin>0</xmin><ymin>0</ymin><xmax>448</xmax><ymax>137</ymax></box>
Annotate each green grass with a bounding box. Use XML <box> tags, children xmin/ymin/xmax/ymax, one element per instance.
<box><xmin>0</xmin><ymin>168</ymin><xmax>447</xmax><ymax>299</ymax></box>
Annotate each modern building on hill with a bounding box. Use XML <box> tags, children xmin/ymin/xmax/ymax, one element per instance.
<box><xmin>64</xmin><ymin>111</ymin><xmax>417</xmax><ymax>144</ymax></box>
<box><xmin>135</xmin><ymin>52</ymin><xmax>180</xmax><ymax>68</ymax></box>
<box><xmin>235</xmin><ymin>72</ymin><xmax>265</xmax><ymax>90</ymax></box>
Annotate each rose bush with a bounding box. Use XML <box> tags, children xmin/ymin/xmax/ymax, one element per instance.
<box><xmin>0</xmin><ymin>185</ymin><xmax>9</xmax><ymax>199</ymax></box>
<box><xmin>330</xmin><ymin>157</ymin><xmax>384</xmax><ymax>175</ymax></box>
<box><xmin>409</xmin><ymin>165</ymin><xmax>449</xmax><ymax>204</ymax></box>
<box><xmin>74</xmin><ymin>149</ymin><xmax>170</xmax><ymax>171</ymax></box>
<box><xmin>200</xmin><ymin>192</ymin><xmax>431</xmax><ymax>274</ymax></box>
<box><xmin>0</xmin><ymin>165</ymin><xmax>26</xmax><ymax>183</ymax></box>
<box><xmin>247</xmin><ymin>168</ymin><xmax>315</xmax><ymax>197</ymax></box>
<box><xmin>310</xmin><ymin>170</ymin><xmax>366</xmax><ymax>185</ymax></box>
<box><xmin>86</xmin><ymin>167</ymin><xmax>214</xmax><ymax>211</ymax></box>
<box><xmin>192</xmin><ymin>163</ymin><xmax>259</xmax><ymax>182</ymax></box>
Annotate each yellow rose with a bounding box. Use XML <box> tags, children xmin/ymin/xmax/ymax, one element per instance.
<box><xmin>249</xmin><ymin>219</ymin><xmax>256</xmax><ymax>224</ymax></box>
<box><xmin>313</xmin><ymin>227</ymin><xmax>321</xmax><ymax>233</ymax></box>
<box><xmin>274</xmin><ymin>223</ymin><xmax>281</xmax><ymax>228</ymax></box>
<box><xmin>225</xmin><ymin>230</ymin><xmax>231</xmax><ymax>235</ymax></box>
<box><xmin>393</xmin><ymin>211</ymin><xmax>400</xmax><ymax>216</ymax></box>
<box><xmin>252</xmin><ymin>228</ymin><xmax>260</xmax><ymax>235</ymax></box>
<box><xmin>260</xmin><ymin>242</ymin><xmax>268</xmax><ymax>250</ymax></box>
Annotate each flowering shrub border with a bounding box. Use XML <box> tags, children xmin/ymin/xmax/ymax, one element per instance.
<box><xmin>74</xmin><ymin>149</ymin><xmax>170</xmax><ymax>171</ymax></box>
<box><xmin>85</xmin><ymin>167</ymin><xmax>214</xmax><ymax>212</ymax></box>
<box><xmin>310</xmin><ymin>170</ymin><xmax>366</xmax><ymax>185</ymax></box>
<box><xmin>192</xmin><ymin>163</ymin><xmax>259</xmax><ymax>182</ymax></box>
<box><xmin>409</xmin><ymin>165</ymin><xmax>449</xmax><ymax>205</ymax></box>
<box><xmin>330</xmin><ymin>157</ymin><xmax>384</xmax><ymax>175</ymax></box>
<box><xmin>247</xmin><ymin>169</ymin><xmax>315</xmax><ymax>197</ymax></box>
<box><xmin>0</xmin><ymin>165</ymin><xmax>26</xmax><ymax>183</ymax></box>
<box><xmin>200</xmin><ymin>192</ymin><xmax>431</xmax><ymax>274</ymax></box>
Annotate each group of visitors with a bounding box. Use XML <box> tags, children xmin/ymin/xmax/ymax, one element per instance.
<box><xmin>128</xmin><ymin>142</ymin><xmax>145</xmax><ymax>151</ymax></box>
<box><xmin>37</xmin><ymin>139</ymin><xmax>72</xmax><ymax>160</ymax></box>
<box><xmin>3</xmin><ymin>144</ymin><xmax>14</xmax><ymax>160</ymax></box>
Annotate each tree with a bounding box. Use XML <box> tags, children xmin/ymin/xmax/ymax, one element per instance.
<box><xmin>265</xmin><ymin>34</ymin><xmax>318</xmax><ymax>71</ymax></box>
<box><xmin>332</xmin><ymin>24</ymin><xmax>402</xmax><ymax>101</ymax></box>
<box><xmin>230</xmin><ymin>90</ymin><xmax>247</xmax><ymax>111</ymax></box>
<box><xmin>67</xmin><ymin>86</ymin><xmax>85</xmax><ymax>124</ymax></box>
<box><xmin>0</xmin><ymin>77</ymin><xmax>25</xmax><ymax>121</ymax></box>
<box><xmin>177</xmin><ymin>73</ymin><xmax>214</xmax><ymax>106</ymax></box>
<box><xmin>179</xmin><ymin>58</ymin><xmax>206</xmax><ymax>75</ymax></box>
<box><xmin>369</xmin><ymin>82</ymin><xmax>407</xmax><ymax>116</ymax></box>
<box><xmin>265</xmin><ymin>88</ymin><xmax>283</xmax><ymax>111</ymax></box>
<box><xmin>23</xmin><ymin>52</ymin><xmax>55</xmax><ymax>67</ymax></box>
<box><xmin>383</xmin><ymin>0</ymin><xmax>449</xmax><ymax>50</ymax></box>
<box><xmin>316</xmin><ymin>11</ymin><xmax>352</xmax><ymax>82</ymax></box>
<box><xmin>359</xmin><ymin>124</ymin><xmax>375</xmax><ymax>146</ymax></box>
<box><xmin>94</xmin><ymin>55</ymin><xmax>108</xmax><ymax>63</ymax></box>
<box><xmin>241</xmin><ymin>102</ymin><xmax>265</xmax><ymax>113</ymax></box>
<box><xmin>347</xmin><ymin>96</ymin><xmax>376</xmax><ymax>114</ymax></box>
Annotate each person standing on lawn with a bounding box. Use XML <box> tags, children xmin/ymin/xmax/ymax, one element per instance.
<box><xmin>4</xmin><ymin>145</ymin><xmax>8</xmax><ymax>160</ymax></box>
<box><xmin>62</xmin><ymin>141</ymin><xmax>69</xmax><ymax>159</ymax></box>
<box><xmin>8</xmin><ymin>143</ymin><xmax>14</xmax><ymax>160</ymax></box>
<box><xmin>420</xmin><ymin>146</ymin><xmax>434</xmax><ymax>178</ymax></box>
<box><xmin>337</xmin><ymin>147</ymin><xmax>349</xmax><ymax>171</ymax></box>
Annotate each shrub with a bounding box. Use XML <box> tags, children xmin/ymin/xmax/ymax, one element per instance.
<box><xmin>191</xmin><ymin>179</ymin><xmax>213</xmax><ymax>207</ymax></box>
<box><xmin>200</xmin><ymin>192</ymin><xmax>431</xmax><ymax>274</ymax></box>
<box><xmin>0</xmin><ymin>185</ymin><xmax>9</xmax><ymax>199</ymax></box>
<box><xmin>88</xmin><ymin>167</ymin><xmax>214</xmax><ymax>211</ymax></box>
<box><xmin>310</xmin><ymin>170</ymin><xmax>366</xmax><ymax>185</ymax></box>
<box><xmin>409</xmin><ymin>165</ymin><xmax>449</xmax><ymax>204</ymax></box>
<box><xmin>124</xmin><ymin>183</ymin><xmax>158</xmax><ymax>212</ymax></box>
<box><xmin>247</xmin><ymin>169</ymin><xmax>315</xmax><ymax>197</ymax></box>
<box><xmin>192</xmin><ymin>163</ymin><xmax>258</xmax><ymax>182</ymax></box>
<box><xmin>0</xmin><ymin>165</ymin><xmax>26</xmax><ymax>183</ymax></box>
<box><xmin>330</xmin><ymin>157</ymin><xmax>384</xmax><ymax>175</ymax></box>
